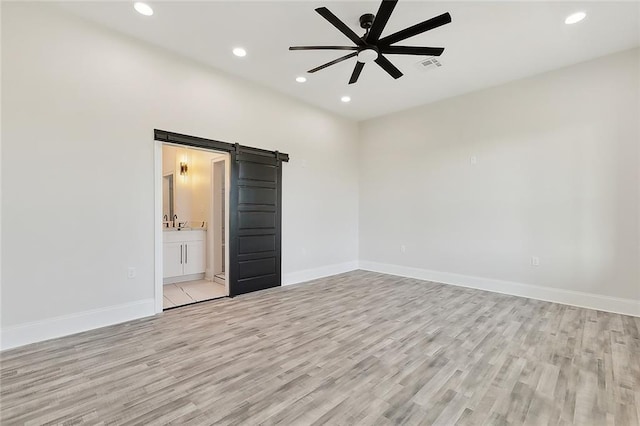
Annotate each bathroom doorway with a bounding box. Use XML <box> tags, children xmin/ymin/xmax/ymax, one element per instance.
<box><xmin>154</xmin><ymin>129</ymin><xmax>289</xmax><ymax>314</ymax></box>
<box><xmin>160</xmin><ymin>143</ymin><xmax>230</xmax><ymax>309</ymax></box>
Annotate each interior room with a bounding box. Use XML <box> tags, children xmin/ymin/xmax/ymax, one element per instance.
<box><xmin>1</xmin><ymin>1</ymin><xmax>638</xmax><ymax>424</ymax></box>
<box><xmin>161</xmin><ymin>144</ymin><xmax>229</xmax><ymax>309</ymax></box>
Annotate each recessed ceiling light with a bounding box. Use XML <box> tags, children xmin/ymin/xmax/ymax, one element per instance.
<box><xmin>134</xmin><ymin>2</ymin><xmax>153</xmax><ymax>16</ymax></box>
<box><xmin>233</xmin><ymin>47</ymin><xmax>247</xmax><ymax>57</ymax></box>
<box><xmin>565</xmin><ymin>11</ymin><xmax>586</xmax><ymax>25</ymax></box>
<box><xmin>296</xmin><ymin>76</ymin><xmax>307</xmax><ymax>83</ymax></box>
<box><xmin>341</xmin><ymin>96</ymin><xmax>351</xmax><ymax>103</ymax></box>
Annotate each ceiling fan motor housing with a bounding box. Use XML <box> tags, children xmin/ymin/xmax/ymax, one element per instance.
<box><xmin>359</xmin><ymin>13</ymin><xmax>376</xmax><ymax>29</ymax></box>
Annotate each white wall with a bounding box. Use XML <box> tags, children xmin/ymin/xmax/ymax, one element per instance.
<box><xmin>359</xmin><ymin>48</ymin><xmax>640</xmax><ymax>315</ymax></box>
<box><xmin>1</xmin><ymin>3</ymin><xmax>359</xmax><ymax>347</ymax></box>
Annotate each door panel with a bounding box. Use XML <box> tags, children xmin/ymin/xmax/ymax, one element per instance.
<box><xmin>238</xmin><ymin>211</ymin><xmax>276</xmax><ymax>229</ymax></box>
<box><xmin>239</xmin><ymin>187</ymin><xmax>276</xmax><ymax>205</ymax></box>
<box><xmin>239</xmin><ymin>235</ymin><xmax>276</xmax><ymax>254</ymax></box>
<box><xmin>184</xmin><ymin>240</ymin><xmax>206</xmax><ymax>275</ymax></box>
<box><xmin>238</xmin><ymin>258</ymin><xmax>276</xmax><ymax>279</ymax></box>
<box><xmin>237</xmin><ymin>275</ymin><xmax>278</xmax><ymax>294</ymax></box>
<box><xmin>163</xmin><ymin>242</ymin><xmax>183</xmax><ymax>278</ymax></box>
<box><xmin>230</xmin><ymin>151</ymin><xmax>282</xmax><ymax>296</ymax></box>
<box><xmin>239</xmin><ymin>161</ymin><xmax>277</xmax><ymax>182</ymax></box>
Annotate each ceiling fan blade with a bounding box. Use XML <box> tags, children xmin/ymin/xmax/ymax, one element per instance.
<box><xmin>366</xmin><ymin>0</ymin><xmax>398</xmax><ymax>43</ymax></box>
<box><xmin>315</xmin><ymin>7</ymin><xmax>365</xmax><ymax>46</ymax></box>
<box><xmin>348</xmin><ymin>62</ymin><xmax>365</xmax><ymax>84</ymax></box>
<box><xmin>380</xmin><ymin>46</ymin><xmax>444</xmax><ymax>56</ymax></box>
<box><xmin>375</xmin><ymin>54</ymin><xmax>403</xmax><ymax>79</ymax></box>
<box><xmin>308</xmin><ymin>52</ymin><xmax>358</xmax><ymax>73</ymax></box>
<box><xmin>379</xmin><ymin>12</ymin><xmax>451</xmax><ymax>46</ymax></box>
<box><xmin>289</xmin><ymin>46</ymin><xmax>359</xmax><ymax>51</ymax></box>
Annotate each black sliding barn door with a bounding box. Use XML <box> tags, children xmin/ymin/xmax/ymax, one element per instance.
<box><xmin>229</xmin><ymin>146</ymin><xmax>283</xmax><ymax>296</ymax></box>
<box><xmin>154</xmin><ymin>130</ymin><xmax>288</xmax><ymax>299</ymax></box>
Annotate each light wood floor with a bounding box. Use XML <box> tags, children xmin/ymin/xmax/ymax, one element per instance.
<box><xmin>1</xmin><ymin>271</ymin><xmax>639</xmax><ymax>425</ymax></box>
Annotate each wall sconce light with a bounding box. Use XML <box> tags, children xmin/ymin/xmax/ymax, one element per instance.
<box><xmin>180</xmin><ymin>162</ymin><xmax>188</xmax><ymax>176</ymax></box>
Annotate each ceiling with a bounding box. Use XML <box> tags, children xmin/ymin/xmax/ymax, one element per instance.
<box><xmin>58</xmin><ymin>1</ymin><xmax>640</xmax><ymax>120</ymax></box>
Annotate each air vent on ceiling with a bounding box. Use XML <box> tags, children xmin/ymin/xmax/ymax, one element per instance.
<box><xmin>416</xmin><ymin>58</ymin><xmax>443</xmax><ymax>71</ymax></box>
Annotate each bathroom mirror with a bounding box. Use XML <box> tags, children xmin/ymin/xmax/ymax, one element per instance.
<box><xmin>163</xmin><ymin>173</ymin><xmax>174</xmax><ymax>220</ymax></box>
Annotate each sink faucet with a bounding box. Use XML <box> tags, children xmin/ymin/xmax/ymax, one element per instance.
<box><xmin>173</xmin><ymin>214</ymin><xmax>178</xmax><ymax>228</ymax></box>
<box><xmin>163</xmin><ymin>214</ymin><xmax>168</xmax><ymax>228</ymax></box>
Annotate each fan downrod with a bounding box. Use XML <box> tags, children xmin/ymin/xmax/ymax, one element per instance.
<box><xmin>359</xmin><ymin>13</ymin><xmax>375</xmax><ymax>29</ymax></box>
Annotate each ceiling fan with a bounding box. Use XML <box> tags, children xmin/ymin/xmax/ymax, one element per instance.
<box><xmin>289</xmin><ymin>0</ymin><xmax>451</xmax><ymax>84</ymax></box>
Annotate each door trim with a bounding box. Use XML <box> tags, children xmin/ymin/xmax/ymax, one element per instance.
<box><xmin>153</xmin><ymin>130</ymin><xmax>289</xmax><ymax>312</ymax></box>
<box><xmin>154</xmin><ymin>140</ymin><xmax>163</xmax><ymax>312</ymax></box>
<box><xmin>209</xmin><ymin>156</ymin><xmax>230</xmax><ymax>295</ymax></box>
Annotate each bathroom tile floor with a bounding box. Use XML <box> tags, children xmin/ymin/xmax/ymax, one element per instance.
<box><xmin>163</xmin><ymin>280</ymin><xmax>227</xmax><ymax>309</ymax></box>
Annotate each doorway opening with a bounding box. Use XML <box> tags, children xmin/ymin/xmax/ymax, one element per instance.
<box><xmin>154</xmin><ymin>129</ymin><xmax>289</xmax><ymax>313</ymax></box>
<box><xmin>160</xmin><ymin>143</ymin><xmax>230</xmax><ymax>309</ymax></box>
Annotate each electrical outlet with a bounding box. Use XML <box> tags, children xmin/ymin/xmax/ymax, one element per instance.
<box><xmin>127</xmin><ymin>267</ymin><xmax>137</xmax><ymax>279</ymax></box>
<box><xmin>401</xmin><ymin>245</ymin><xmax>406</xmax><ymax>253</ymax></box>
<box><xmin>530</xmin><ymin>256</ymin><xmax>540</xmax><ymax>266</ymax></box>
<box><xmin>470</xmin><ymin>155</ymin><xmax>478</xmax><ymax>165</ymax></box>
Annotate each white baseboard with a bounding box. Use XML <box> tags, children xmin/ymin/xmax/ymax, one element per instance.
<box><xmin>359</xmin><ymin>261</ymin><xmax>640</xmax><ymax>317</ymax></box>
<box><xmin>283</xmin><ymin>261</ymin><xmax>359</xmax><ymax>286</ymax></box>
<box><xmin>5</xmin><ymin>262</ymin><xmax>634</xmax><ymax>351</ymax></box>
<box><xmin>0</xmin><ymin>299</ymin><xmax>155</xmax><ymax>351</ymax></box>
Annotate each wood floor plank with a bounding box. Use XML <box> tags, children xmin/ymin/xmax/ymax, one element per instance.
<box><xmin>1</xmin><ymin>270</ymin><xmax>638</xmax><ymax>425</ymax></box>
